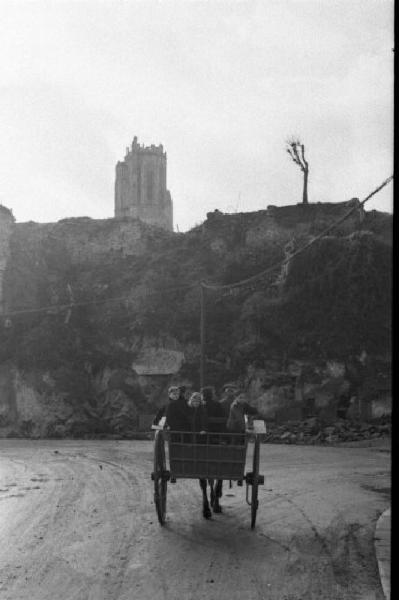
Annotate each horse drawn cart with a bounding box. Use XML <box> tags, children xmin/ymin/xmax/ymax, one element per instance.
<box><xmin>151</xmin><ymin>422</ymin><xmax>266</xmax><ymax>529</ymax></box>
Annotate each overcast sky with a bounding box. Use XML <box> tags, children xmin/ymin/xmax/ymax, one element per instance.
<box><xmin>0</xmin><ymin>0</ymin><xmax>393</xmax><ymax>231</ymax></box>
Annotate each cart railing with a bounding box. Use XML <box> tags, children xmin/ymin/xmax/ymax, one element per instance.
<box><xmin>166</xmin><ymin>430</ymin><xmax>248</xmax><ymax>480</ymax></box>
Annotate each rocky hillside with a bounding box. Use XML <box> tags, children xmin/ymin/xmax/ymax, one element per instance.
<box><xmin>0</xmin><ymin>201</ymin><xmax>392</xmax><ymax>438</ymax></box>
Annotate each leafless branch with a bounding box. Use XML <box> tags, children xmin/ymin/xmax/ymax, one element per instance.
<box><xmin>286</xmin><ymin>137</ymin><xmax>308</xmax><ymax>172</ymax></box>
<box><xmin>285</xmin><ymin>135</ymin><xmax>310</xmax><ymax>203</ymax></box>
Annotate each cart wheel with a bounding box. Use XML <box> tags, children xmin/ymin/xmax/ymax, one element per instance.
<box><xmin>153</xmin><ymin>430</ymin><xmax>168</xmax><ymax>525</ymax></box>
<box><xmin>250</xmin><ymin>436</ymin><xmax>260</xmax><ymax>529</ymax></box>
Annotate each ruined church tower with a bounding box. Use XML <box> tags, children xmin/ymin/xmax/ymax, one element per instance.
<box><xmin>114</xmin><ymin>137</ymin><xmax>173</xmax><ymax>231</ymax></box>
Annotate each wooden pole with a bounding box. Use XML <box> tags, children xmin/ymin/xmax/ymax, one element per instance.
<box><xmin>200</xmin><ymin>283</ymin><xmax>205</xmax><ymax>389</ymax></box>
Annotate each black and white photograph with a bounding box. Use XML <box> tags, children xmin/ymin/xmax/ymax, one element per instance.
<box><xmin>0</xmin><ymin>1</ymin><xmax>392</xmax><ymax>599</ymax></box>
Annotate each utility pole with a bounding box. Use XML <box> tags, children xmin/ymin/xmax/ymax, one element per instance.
<box><xmin>200</xmin><ymin>283</ymin><xmax>205</xmax><ymax>389</ymax></box>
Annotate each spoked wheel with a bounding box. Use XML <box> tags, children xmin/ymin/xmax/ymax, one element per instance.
<box><xmin>250</xmin><ymin>436</ymin><xmax>260</xmax><ymax>529</ymax></box>
<box><xmin>152</xmin><ymin>430</ymin><xmax>168</xmax><ymax>525</ymax></box>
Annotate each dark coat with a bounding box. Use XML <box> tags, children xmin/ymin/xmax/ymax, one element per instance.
<box><xmin>165</xmin><ymin>397</ymin><xmax>192</xmax><ymax>431</ymax></box>
<box><xmin>220</xmin><ymin>397</ymin><xmax>259</xmax><ymax>433</ymax></box>
<box><xmin>166</xmin><ymin>399</ymin><xmax>208</xmax><ymax>445</ymax></box>
<box><xmin>205</xmin><ymin>399</ymin><xmax>227</xmax><ymax>433</ymax></box>
<box><xmin>190</xmin><ymin>405</ymin><xmax>208</xmax><ymax>433</ymax></box>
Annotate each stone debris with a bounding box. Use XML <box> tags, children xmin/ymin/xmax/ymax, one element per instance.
<box><xmin>263</xmin><ymin>416</ymin><xmax>391</xmax><ymax>445</ymax></box>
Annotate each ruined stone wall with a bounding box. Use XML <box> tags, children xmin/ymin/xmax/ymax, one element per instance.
<box><xmin>14</xmin><ymin>216</ymin><xmax>168</xmax><ymax>266</ymax></box>
<box><xmin>0</xmin><ymin>206</ymin><xmax>15</xmax><ymax>314</ymax></box>
<box><xmin>1</xmin><ymin>216</ymin><xmax>175</xmax><ymax>315</ymax></box>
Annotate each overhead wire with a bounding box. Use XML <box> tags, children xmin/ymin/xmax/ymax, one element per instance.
<box><xmin>201</xmin><ymin>175</ymin><xmax>393</xmax><ymax>291</ymax></box>
<box><xmin>2</xmin><ymin>281</ymin><xmax>198</xmax><ymax>319</ymax></box>
<box><xmin>198</xmin><ymin>174</ymin><xmax>392</xmax><ymax>386</ymax></box>
<box><xmin>1</xmin><ymin>174</ymin><xmax>393</xmax><ymax>321</ymax></box>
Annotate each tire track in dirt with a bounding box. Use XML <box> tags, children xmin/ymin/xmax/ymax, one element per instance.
<box><xmin>68</xmin><ymin>444</ymin><xmax>160</xmax><ymax>600</ymax></box>
<box><xmin>0</xmin><ymin>440</ymin><xmax>390</xmax><ymax>600</ymax></box>
<box><xmin>264</xmin><ymin>489</ymin><xmax>386</xmax><ymax>599</ymax></box>
<box><xmin>0</xmin><ymin>444</ymin><xmax>151</xmax><ymax>600</ymax></box>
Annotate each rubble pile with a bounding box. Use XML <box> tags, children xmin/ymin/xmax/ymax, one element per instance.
<box><xmin>263</xmin><ymin>416</ymin><xmax>391</xmax><ymax>445</ymax></box>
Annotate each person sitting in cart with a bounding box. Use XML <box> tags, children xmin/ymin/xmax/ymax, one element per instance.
<box><xmin>226</xmin><ymin>392</ymin><xmax>259</xmax><ymax>433</ymax></box>
<box><xmin>164</xmin><ymin>385</ymin><xmax>191</xmax><ymax>431</ymax></box>
<box><xmin>165</xmin><ymin>387</ymin><xmax>208</xmax><ymax>442</ymax></box>
<box><xmin>152</xmin><ymin>385</ymin><xmax>182</xmax><ymax>427</ymax></box>
<box><xmin>187</xmin><ymin>392</ymin><xmax>208</xmax><ymax>437</ymax></box>
<box><xmin>220</xmin><ymin>382</ymin><xmax>239</xmax><ymax>410</ymax></box>
<box><xmin>220</xmin><ymin>383</ymin><xmax>259</xmax><ymax>433</ymax></box>
<box><xmin>220</xmin><ymin>384</ymin><xmax>263</xmax><ymax>489</ymax></box>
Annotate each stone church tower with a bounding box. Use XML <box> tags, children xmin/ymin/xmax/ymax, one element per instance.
<box><xmin>114</xmin><ymin>137</ymin><xmax>173</xmax><ymax>231</ymax></box>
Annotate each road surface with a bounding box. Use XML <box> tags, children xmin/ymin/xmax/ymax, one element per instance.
<box><xmin>0</xmin><ymin>439</ymin><xmax>390</xmax><ymax>600</ymax></box>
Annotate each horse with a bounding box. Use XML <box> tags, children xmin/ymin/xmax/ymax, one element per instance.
<box><xmin>196</xmin><ymin>396</ymin><xmax>228</xmax><ymax>519</ymax></box>
<box><xmin>199</xmin><ymin>478</ymin><xmax>223</xmax><ymax>518</ymax></box>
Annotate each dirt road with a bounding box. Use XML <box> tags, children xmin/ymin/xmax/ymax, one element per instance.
<box><xmin>0</xmin><ymin>439</ymin><xmax>390</xmax><ymax>600</ymax></box>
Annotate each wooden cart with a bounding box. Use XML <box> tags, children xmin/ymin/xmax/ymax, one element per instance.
<box><xmin>151</xmin><ymin>424</ymin><xmax>265</xmax><ymax>529</ymax></box>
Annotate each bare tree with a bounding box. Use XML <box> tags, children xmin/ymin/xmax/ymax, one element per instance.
<box><xmin>286</xmin><ymin>137</ymin><xmax>309</xmax><ymax>204</ymax></box>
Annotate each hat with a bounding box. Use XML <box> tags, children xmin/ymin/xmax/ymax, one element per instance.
<box><xmin>168</xmin><ymin>385</ymin><xmax>179</xmax><ymax>394</ymax></box>
<box><xmin>223</xmin><ymin>382</ymin><xmax>239</xmax><ymax>391</ymax></box>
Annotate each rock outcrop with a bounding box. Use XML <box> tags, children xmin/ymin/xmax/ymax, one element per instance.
<box><xmin>263</xmin><ymin>416</ymin><xmax>391</xmax><ymax>445</ymax></box>
<box><xmin>0</xmin><ymin>201</ymin><xmax>392</xmax><ymax>437</ymax></box>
